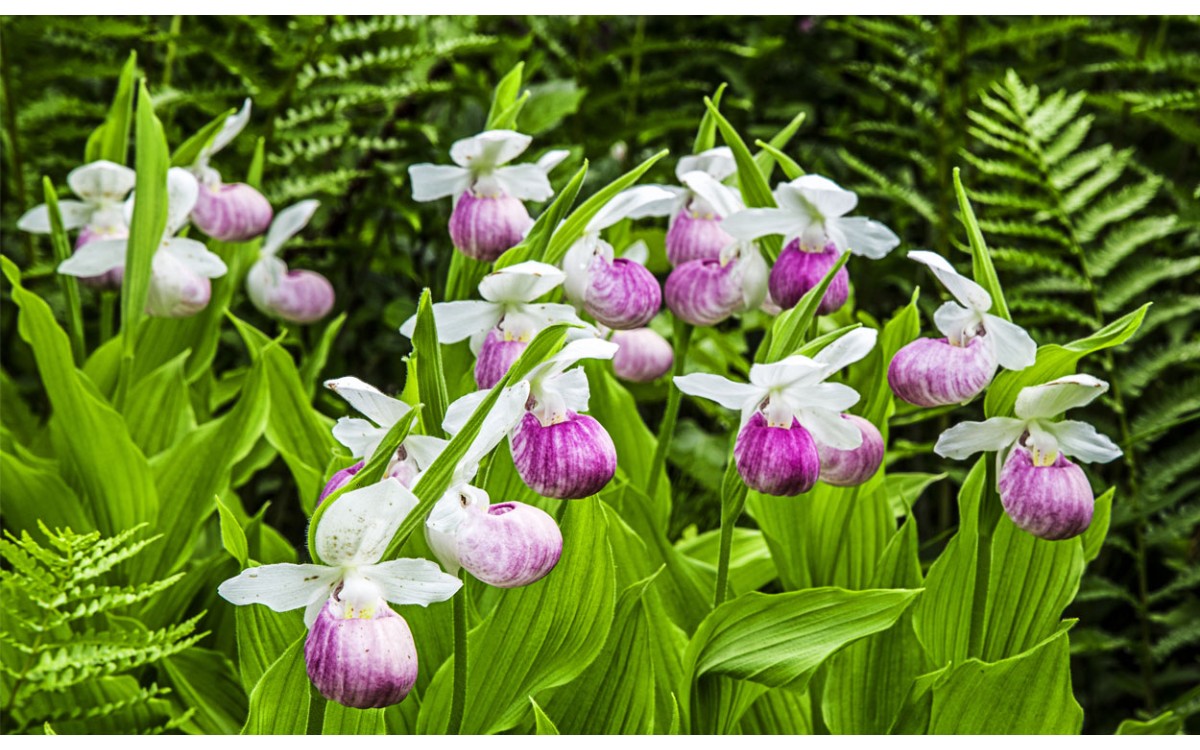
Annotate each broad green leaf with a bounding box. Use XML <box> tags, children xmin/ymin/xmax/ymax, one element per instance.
<box><xmin>927</xmin><ymin>628</ymin><xmax>1082</xmax><ymax>733</ymax></box>
<box><xmin>1116</xmin><ymin>710</ymin><xmax>1183</xmax><ymax>735</ymax></box>
<box><xmin>704</xmin><ymin>98</ymin><xmax>781</xmax><ymax>261</ymax></box>
<box><xmin>417</xmin><ymin>499</ymin><xmax>616</xmax><ymax>734</ymax></box>
<box><xmin>739</xmin><ymin>687</ymin><xmax>814</xmax><ymax>734</ymax></box>
<box><xmin>3</xmin><ymin>257</ymin><xmax>158</xmax><ymax>537</ymax></box>
<box><xmin>761</xmin><ymin>252</ymin><xmax>851</xmax><ymax>362</ymax></box>
<box><xmin>984</xmin><ymin>304</ymin><xmax>1149</xmax><ymax>418</ymax></box>
<box><xmin>242</xmin><ymin>635</ymin><xmax>310</xmax><ymax>735</ymax></box>
<box><xmin>753</xmin><ymin>140</ymin><xmax>804</xmax><ymax>180</ymax></box>
<box><xmin>1081</xmin><ymin>488</ymin><xmax>1114</xmax><ymax>564</ymax></box>
<box><xmin>542</xmin><ymin>573</ymin><xmax>660</xmax><ymax>734</ymax></box>
<box><xmin>123</xmin><ymin>350</ymin><xmax>194</xmax><ymax>456</ymax></box>
<box><xmin>692</xmin><ymin>83</ymin><xmax>726</xmax><ymax>153</ymax></box>
<box><xmin>953</xmin><ymin>167</ymin><xmax>1010</xmax><ymax>322</ymax></box>
<box><xmin>160</xmin><ymin>647</ymin><xmax>247</xmax><ymax>735</ymax></box>
<box><xmin>216</xmin><ymin>495</ymin><xmax>249</xmax><ymax>567</ymax></box>
<box><xmin>235</xmin><ymin>605</ymin><xmax>305</xmax><ymax>695</ymax></box>
<box><xmin>0</xmin><ymin>447</ymin><xmax>93</xmax><ymax>533</ymax></box>
<box><xmin>321</xmin><ymin>703</ymin><xmax>386</xmax><ymax>735</ymax></box>
<box><xmin>529</xmin><ymin>698</ymin><xmax>559</xmax><ymax>735</ymax></box>
<box><xmin>84</xmin><ymin>51</ymin><xmax>136</xmax><ymax>164</ymax></box>
<box><xmin>486</xmin><ymin>61</ymin><xmax>524</xmax><ymax>130</ymax></box>
<box><xmin>495</xmin><ymin>161</ymin><xmax>587</xmax><ymax>270</ymax></box>
<box><xmin>41</xmin><ymin>178</ymin><xmax>85</xmax><ymax>364</ymax></box>
<box><xmin>170</xmin><ymin>107</ymin><xmax>235</xmax><ymax>167</ymax></box>
<box><xmin>543</xmin><ymin>150</ymin><xmax>669</xmax><ymax>266</ymax></box>
<box><xmin>751</xmin><ymin>111</ymin><xmax>807</xmax><ymax>180</ymax></box>
<box><xmin>300</xmin><ymin>313</ymin><xmax>347</xmax><ymax>397</ymax></box>
<box><xmin>884</xmin><ymin>472</ymin><xmax>945</xmax><ymax>518</ymax></box>
<box><xmin>412</xmin><ymin>289</ymin><xmax>449</xmax><ymax>437</ymax></box>
<box><xmin>120</xmin><ymin>81</ymin><xmax>170</xmax><ymax>380</ymax></box>
<box><xmin>521</xmin><ymin>80</ymin><xmax>585</xmax><ymax>135</ymax></box>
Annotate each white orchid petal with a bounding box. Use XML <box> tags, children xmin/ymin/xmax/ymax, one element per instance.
<box><xmin>325</xmin><ymin>376</ymin><xmax>411</xmax><ymax>428</ymax></box>
<box><xmin>331</xmin><ymin>417</ymin><xmax>386</xmax><ymax>458</ymax></box>
<box><xmin>788</xmin><ymin>174</ymin><xmax>858</xmax><ymax>219</ymax></box>
<box><xmin>676</xmin><ymin>147</ymin><xmax>736</xmax><ymax>182</ymax></box>
<box><xmin>681</xmin><ymin>171</ymin><xmax>744</xmax><ymax>219</ymax></box>
<box><xmin>262</xmin><ymin>199</ymin><xmax>319</xmax><ymax>257</ymax></box>
<box><xmin>478</xmin><ymin>261</ymin><xmax>565</xmax><ymax>302</ymax></box>
<box><xmin>1014</xmin><ymin>374</ymin><xmax>1110</xmax><ymax>420</ymax></box>
<box><xmin>399</xmin><ymin>300</ymin><xmax>502</xmax><ymax>342</ymax></box>
<box><xmin>360</xmin><ymin>559</ymin><xmax>463</xmax><ymax>607</ymax></box>
<box><xmin>537</xmin><ymin>149</ymin><xmax>570</xmax><ymax>174</ymax></box>
<box><xmin>205</xmin><ymin>99</ymin><xmax>252</xmax><ymax>159</ymax></box>
<box><xmin>450</xmin><ymin>130</ymin><xmax>532</xmax><ymax>170</ymax></box>
<box><xmin>836</xmin><ymin>216</ymin><xmax>899</xmax><ymax>259</ymax></box>
<box><xmin>164</xmin><ymin>237</ymin><xmax>227</xmax><ymax>278</ymax></box>
<box><xmin>624</xmin><ymin>185</ymin><xmax>685</xmax><ymax>219</ymax></box>
<box><xmin>315</xmin><ymin>480</ymin><xmax>419</xmax><ymax>566</ymax></box>
<box><xmin>67</xmin><ymin>160</ymin><xmax>136</xmax><ymax>203</ymax></box>
<box><xmin>166</xmin><ymin>167</ymin><xmax>200</xmax><ymax>233</ymax></box>
<box><xmin>934</xmin><ymin>417</ymin><xmax>1026</xmax><ymax>459</ymax></box>
<box><xmin>812</xmin><ymin>328</ymin><xmax>878</xmax><ymax>376</ymax></box>
<box><xmin>720</xmin><ymin>207</ymin><xmax>804</xmax><ymax>242</ymax></box>
<box><xmin>798</xmin><ymin>407</ymin><xmax>863</xmax><ymax>450</ymax></box>
<box><xmin>749</xmin><ymin>355</ymin><xmax>824</xmax><ymax>390</ymax></box>
<box><xmin>783</xmin><ymin>382</ymin><xmax>861</xmax><ymax>414</ymax></box>
<box><xmin>622</xmin><ymin>240</ymin><xmax>650</xmax><ymax>266</ymax></box>
<box><xmin>443</xmin><ymin>390</ymin><xmax>489</xmax><ymax>437</ymax></box>
<box><xmin>984</xmin><ymin>313</ymin><xmax>1038</xmax><ymax>371</ymax></box>
<box><xmin>56</xmin><ymin>238</ymin><xmax>127</xmax><ymax>276</ymax></box>
<box><xmin>1042</xmin><ymin>419</ymin><xmax>1122</xmax><ymax>464</ymax></box>
<box><xmin>586</xmin><ymin>185</ymin><xmax>678</xmax><ymax>232</ymax></box>
<box><xmin>541</xmin><ymin>367</ymin><xmax>591</xmax><ymax>415</ymax></box>
<box><xmin>459</xmin><ymin>381</ymin><xmax>530</xmax><ymax>475</ymax></box>
<box><xmin>217</xmin><ymin>563</ymin><xmax>339</xmax><ymax>613</ymax></box>
<box><xmin>674</xmin><ymin>373</ymin><xmax>762</xmax><ymax>412</ymax></box>
<box><xmin>409</xmin><ymin>164</ymin><xmax>472</xmax><ymax>201</ymax></box>
<box><xmin>493</xmin><ymin>164</ymin><xmax>554</xmax><ymax>201</ymax></box>
<box><xmin>932</xmin><ymin>301</ymin><xmax>981</xmax><ymax>343</ymax></box>
<box><xmin>402</xmin><ymin>434</ymin><xmax>449</xmax><ymax>473</ymax></box>
<box><xmin>18</xmin><ymin>201</ymin><xmax>93</xmax><ymax>233</ymax></box>
<box><xmin>908</xmin><ymin>250</ymin><xmax>992</xmax><ymax>312</ymax></box>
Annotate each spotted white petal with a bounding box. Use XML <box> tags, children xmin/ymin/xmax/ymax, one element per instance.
<box><xmin>983</xmin><ymin>313</ymin><xmax>1037</xmax><ymax>371</ymax></box>
<box><xmin>493</xmin><ymin>163</ymin><xmax>554</xmax><ymax>201</ymax></box>
<box><xmin>325</xmin><ymin>376</ymin><xmax>411</xmax><ymax>428</ymax></box>
<box><xmin>409</xmin><ymin>164</ymin><xmax>472</xmax><ymax>201</ymax></box>
<box><xmin>450</xmin><ymin>130</ymin><xmax>532</xmax><ymax>171</ymax></box>
<box><xmin>796</xmin><ymin>406</ymin><xmax>863</xmax><ymax>450</ymax></box>
<box><xmin>1041</xmin><ymin>419</ymin><xmax>1122</xmax><ymax>464</ymax></box>
<box><xmin>674</xmin><ymin>373</ymin><xmax>763</xmax><ymax>412</ymax></box>
<box><xmin>359</xmin><ymin>558</ymin><xmax>463</xmax><ymax>607</ymax></box>
<box><xmin>163</xmin><ymin>237</ymin><xmax>227</xmax><ymax>278</ymax></box>
<box><xmin>56</xmin><ymin>238</ymin><xmax>127</xmax><ymax>276</ymax></box>
<box><xmin>478</xmin><ymin>261</ymin><xmax>565</xmax><ymax>303</ymax></box>
<box><xmin>833</xmin><ymin>216</ymin><xmax>899</xmax><ymax>259</ymax></box>
<box><xmin>262</xmin><ymin>199</ymin><xmax>319</xmax><ymax>257</ymax></box>
<box><xmin>680</xmin><ymin>171</ymin><xmax>743</xmax><ymax>219</ymax></box>
<box><xmin>586</xmin><ymin>185</ymin><xmax>678</xmax><ymax>233</ymax></box>
<box><xmin>398</xmin><ymin>300</ymin><xmax>503</xmax><ymax>342</ymax></box>
<box><xmin>1014</xmin><ymin>374</ymin><xmax>1110</xmax><ymax>420</ymax></box>
<box><xmin>908</xmin><ymin>250</ymin><xmax>991</xmax><ymax>313</ymax></box>
<box><xmin>934</xmin><ymin>417</ymin><xmax>1026</xmax><ymax>459</ymax></box>
<box><xmin>217</xmin><ymin>562</ymin><xmax>340</xmax><ymax>615</ymax></box>
<box><xmin>18</xmin><ymin>201</ymin><xmax>94</xmax><ymax>233</ymax></box>
<box><xmin>676</xmin><ymin>147</ymin><xmax>736</xmax><ymax>182</ymax></box>
<box><xmin>331</xmin><ymin>417</ymin><xmax>385</xmax><ymax>458</ymax></box>
<box><xmin>314</xmin><ymin>480</ymin><xmax>419</xmax><ymax>567</ymax></box>
<box><xmin>67</xmin><ymin>161</ymin><xmax>136</xmax><ymax>204</ymax></box>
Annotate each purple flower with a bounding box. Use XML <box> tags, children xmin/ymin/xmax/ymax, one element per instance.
<box><xmin>816</xmin><ymin>414</ymin><xmax>884</xmax><ymax>487</ymax></box>
<box><xmin>319</xmin><ymin>460</ymin><xmax>364</xmax><ymax>505</ymax></box>
<box><xmin>247</xmin><ymin>201</ymin><xmax>334</xmax><ymax>324</ymax></box>
<box><xmin>305</xmin><ymin>596</ymin><xmax>419</xmax><ymax>708</ymax></box>
<box><xmin>611</xmin><ymin>327</ymin><xmax>674</xmax><ymax>382</ymax></box>
<box><xmin>665</xmin><ymin>241</ymin><xmax>767</xmax><ymax>327</ymax></box>
<box><xmin>734</xmin><ymin>413</ymin><xmax>820</xmax><ymax>496</ymax></box>
<box><xmin>768</xmin><ymin>241</ymin><xmax>849</xmax><ymax>312</ymax></box>
<box><xmin>510</xmin><ymin>410</ymin><xmax>617</xmax><ymax>499</ymax></box>
<box><xmin>474</xmin><ymin>328</ymin><xmax>530</xmax><ymax>389</ymax></box>
<box><xmin>448</xmin><ymin>192</ymin><xmax>534</xmax><ymax>262</ymax></box>
<box><xmin>998</xmin><ymin>446</ymin><xmax>1094</xmax><ymax>540</ymax></box>
<box><xmin>189</xmin><ymin>100</ymin><xmax>273</xmax><ymax>242</ymax></box>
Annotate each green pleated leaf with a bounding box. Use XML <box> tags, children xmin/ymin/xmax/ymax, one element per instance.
<box><xmin>216</xmin><ymin>495</ymin><xmax>250</xmax><ymax>567</ymax></box>
<box><xmin>412</xmin><ymin>288</ymin><xmax>449</xmax><ymax>438</ymax></box>
<box><xmin>122</xmin><ymin>350</ymin><xmax>194</xmax><ymax>456</ymax></box>
<box><xmin>953</xmin><ymin>168</ymin><xmax>1011</xmax><ymax>322</ymax></box>
<box><xmin>84</xmin><ymin>51</ymin><xmax>136</xmax><ymax>164</ymax></box>
<box><xmin>529</xmin><ymin>698</ymin><xmax>559</xmax><ymax>735</ymax></box>
<box><xmin>486</xmin><ymin>61</ymin><xmax>525</xmax><ymax>130</ymax></box>
<box><xmin>321</xmin><ymin>703</ymin><xmax>387</xmax><ymax>735</ymax></box>
<box><xmin>494</xmin><ymin>161</ymin><xmax>587</xmax><ymax>270</ymax></box>
<box><xmin>927</xmin><ymin>628</ymin><xmax>1083</xmax><ymax>734</ymax></box>
<box><xmin>242</xmin><ymin>635</ymin><xmax>310</xmax><ymax>735</ymax></box>
<box><xmin>234</xmin><ymin>605</ymin><xmax>305</xmax><ymax>695</ymax></box>
<box><xmin>704</xmin><ymin>98</ymin><xmax>781</xmax><ymax>262</ymax></box>
<box><xmin>751</xmin><ymin>111</ymin><xmax>807</xmax><ymax>181</ymax></box>
<box><xmin>160</xmin><ymin>647</ymin><xmax>248</xmax><ymax>735</ymax></box>
<box><xmin>692</xmin><ymin>83</ymin><xmax>726</xmax><ymax>154</ymax></box>
<box><xmin>0</xmin><ymin>446</ymin><xmax>93</xmax><ymax>533</ymax></box>
<box><xmin>1116</xmin><ymin>710</ymin><xmax>1183</xmax><ymax>735</ymax></box>
<box><xmin>170</xmin><ymin>107</ymin><xmax>236</xmax><ymax>167</ymax></box>
<box><xmin>761</xmin><ymin>252</ymin><xmax>851</xmax><ymax>362</ymax></box>
<box><xmin>416</xmin><ymin>498</ymin><xmax>616</xmax><ymax>734</ymax></box>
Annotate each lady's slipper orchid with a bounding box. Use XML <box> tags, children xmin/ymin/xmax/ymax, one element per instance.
<box><xmin>408</xmin><ymin>130</ymin><xmax>569</xmax><ymax>261</ymax></box>
<box><xmin>721</xmin><ymin>175</ymin><xmax>900</xmax><ymax>312</ymax></box>
<box><xmin>889</xmin><ymin>251</ymin><xmax>1036</xmax><ymax>407</ymax></box>
<box><xmin>246</xmin><ymin>200</ymin><xmax>335</xmax><ymax>324</ymax></box>
<box><xmin>189</xmin><ymin>99</ymin><xmax>273</xmax><ymax>242</ymax></box>
<box><xmin>399</xmin><ymin>261</ymin><xmax>584</xmax><ymax>388</ymax></box>
<box><xmin>218</xmin><ymin>480</ymin><xmax>462</xmax><ymax>708</ymax></box>
<box><xmin>610</xmin><ymin>327</ymin><xmax>674</xmax><ymax>382</ymax></box>
<box><xmin>444</xmin><ymin>338</ymin><xmax>620</xmax><ymax>499</ymax></box>
<box><xmin>561</xmin><ymin>186</ymin><xmax>673</xmax><ymax>330</ymax></box>
<box><xmin>633</xmin><ymin>150</ymin><xmax>743</xmax><ymax>266</ymax></box>
<box><xmin>18</xmin><ymin>160</ymin><xmax>136</xmax><ymax>289</ymax></box>
<box><xmin>675</xmin><ymin>328</ymin><xmax>877</xmax><ymax>496</ymax></box>
<box><xmin>664</xmin><ymin>240</ymin><xmax>767</xmax><ymax>327</ymax></box>
<box><xmin>58</xmin><ymin>168</ymin><xmax>228</xmax><ymax>317</ymax></box>
<box><xmin>934</xmin><ymin>374</ymin><xmax>1122</xmax><ymax>540</ymax></box>
<box><xmin>816</xmin><ymin>414</ymin><xmax>885</xmax><ymax>487</ymax></box>
<box><xmin>321</xmin><ymin>376</ymin><xmax>448</xmax><ymax>499</ymax></box>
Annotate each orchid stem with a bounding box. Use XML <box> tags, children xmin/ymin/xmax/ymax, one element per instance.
<box><xmin>647</xmin><ymin>320</ymin><xmax>693</xmax><ymax>495</ymax></box>
<box><xmin>99</xmin><ymin>292</ymin><xmax>116</xmax><ymax>346</ymax></box>
<box><xmin>713</xmin><ymin>501</ymin><xmax>737</xmax><ymax>608</ymax></box>
<box><xmin>449</xmin><ymin>574</ymin><xmax>468</xmax><ymax>734</ymax></box>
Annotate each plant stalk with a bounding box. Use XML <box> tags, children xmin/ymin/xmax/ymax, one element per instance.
<box><xmin>646</xmin><ymin>320</ymin><xmax>694</xmax><ymax>495</ymax></box>
<box><xmin>713</xmin><ymin>500</ymin><xmax>737</xmax><ymax>608</ymax></box>
<box><xmin>448</xmin><ymin>574</ymin><xmax>469</xmax><ymax>734</ymax></box>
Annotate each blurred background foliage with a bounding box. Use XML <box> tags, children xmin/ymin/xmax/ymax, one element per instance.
<box><xmin>1</xmin><ymin>15</ymin><xmax>1197</xmax><ymax>733</ymax></box>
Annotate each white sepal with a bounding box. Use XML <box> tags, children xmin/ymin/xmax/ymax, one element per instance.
<box><xmin>908</xmin><ymin>250</ymin><xmax>992</xmax><ymax>313</ymax></box>
<box><xmin>408</xmin><ymin>164</ymin><xmax>472</xmax><ymax>201</ymax></box>
<box><xmin>217</xmin><ymin>563</ymin><xmax>340</xmax><ymax>614</ymax></box>
<box><xmin>326</xmin><ymin>376</ymin><xmax>411</xmax><ymax>429</ymax></box>
<box><xmin>1015</xmin><ymin>374</ymin><xmax>1109</xmax><ymax>420</ymax></box>
<box><xmin>586</xmin><ymin>185</ymin><xmax>678</xmax><ymax>233</ymax></box>
<box><xmin>537</xmin><ymin>149</ymin><xmax>570</xmax><ymax>174</ymax></box>
<box><xmin>331</xmin><ymin>417</ymin><xmax>385</xmax><ymax>458</ymax></box>
<box><xmin>676</xmin><ymin>147</ymin><xmax>736</xmax><ymax>182</ymax></box>
<box><xmin>450</xmin><ymin>130</ymin><xmax>532</xmax><ymax>170</ymax></box>
<box><xmin>720</xmin><ymin>207</ymin><xmax>805</xmax><ymax>243</ymax></box>
<box><xmin>398</xmin><ymin>300</ymin><xmax>502</xmax><ymax>343</ymax></box>
<box><xmin>164</xmin><ymin>237</ymin><xmax>227</xmax><ymax>278</ymax></box>
<box><xmin>359</xmin><ymin>558</ymin><xmax>463</xmax><ymax>606</ymax></box>
<box><xmin>203</xmin><ymin>99</ymin><xmax>252</xmax><ymax>162</ymax></box>
<box><xmin>673</xmin><ymin>373</ymin><xmax>762</xmax><ymax>412</ymax></box>
<box><xmin>492</xmin><ymin>164</ymin><xmax>554</xmax><ymax>201</ymax></box>
<box><xmin>165</xmin><ymin>168</ymin><xmax>201</xmax><ymax>234</ymax></box>
<box><xmin>797</xmin><ymin>407</ymin><xmax>863</xmax><ymax>450</ymax></box>
<box><xmin>56</xmin><ymin>239</ymin><xmax>127</xmax><ymax>276</ymax></box>
<box><xmin>314</xmin><ymin>480</ymin><xmax>418</xmax><ymax>567</ymax></box>
<box><xmin>262</xmin><ymin>200</ymin><xmax>319</xmax><ymax>257</ymax></box>
<box><xmin>478</xmin><ymin>261</ymin><xmax>565</xmax><ymax>302</ymax></box>
<box><xmin>680</xmin><ymin>171</ymin><xmax>743</xmax><ymax>219</ymax></box>
<box><xmin>1042</xmin><ymin>419</ymin><xmax>1123</xmax><ymax>464</ymax></box>
<box><xmin>934</xmin><ymin>417</ymin><xmax>1026</xmax><ymax>459</ymax></box>
<box><xmin>68</xmin><ymin>161</ymin><xmax>137</xmax><ymax>204</ymax></box>
<box><xmin>812</xmin><ymin>328</ymin><xmax>878</xmax><ymax>378</ymax></box>
<box><xmin>832</xmin><ymin>216</ymin><xmax>899</xmax><ymax>259</ymax></box>
<box><xmin>984</xmin><ymin>313</ymin><xmax>1037</xmax><ymax>370</ymax></box>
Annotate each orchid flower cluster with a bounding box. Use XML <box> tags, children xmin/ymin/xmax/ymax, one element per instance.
<box><xmin>22</xmin><ymin>99</ymin><xmax>334</xmax><ymax>324</ymax></box>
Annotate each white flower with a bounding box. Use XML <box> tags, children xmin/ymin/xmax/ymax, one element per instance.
<box><xmin>325</xmin><ymin>376</ymin><xmax>447</xmax><ymax>471</ymax></box>
<box><xmin>721</xmin><ymin>174</ymin><xmax>899</xmax><ymax>259</ymax></box>
<box><xmin>934</xmin><ymin>374</ymin><xmax>1123</xmax><ymax>466</ymax></box>
<box><xmin>192</xmin><ymin>98</ymin><xmax>252</xmax><ymax>186</ymax></box>
<box><xmin>398</xmin><ymin>260</ymin><xmax>583</xmax><ymax>351</ymax></box>
<box><xmin>907</xmin><ymin>250</ymin><xmax>1036</xmax><ymax>370</ymax></box>
<box><xmin>57</xmin><ymin>168</ymin><xmax>228</xmax><ymax>314</ymax></box>
<box><xmin>18</xmin><ymin>160</ymin><xmax>136</xmax><ymax>235</ymax></box>
<box><xmin>408</xmin><ymin>130</ymin><xmax>568</xmax><ymax>202</ymax></box>
<box><xmin>674</xmin><ymin>328</ymin><xmax>878</xmax><ymax>449</ymax></box>
<box><xmin>217</xmin><ymin>480</ymin><xmax>462</xmax><ymax>626</ymax></box>
<box><xmin>626</xmin><ymin>147</ymin><xmax>742</xmax><ymax>220</ymax></box>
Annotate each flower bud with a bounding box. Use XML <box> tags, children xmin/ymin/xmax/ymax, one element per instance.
<box><xmin>611</xmin><ymin>328</ymin><xmax>673</xmax><ymax>382</ymax></box>
<box><xmin>665</xmin><ymin>258</ymin><xmax>742</xmax><ymax>326</ymax></box>
<box><xmin>192</xmin><ymin>182</ymin><xmax>273</xmax><ymax>242</ymax></box>
<box><xmin>75</xmin><ymin>224</ymin><xmax>128</xmax><ymax>290</ymax></box>
<box><xmin>582</xmin><ymin>257</ymin><xmax>661</xmax><ymax>330</ymax></box>
<box><xmin>768</xmin><ymin>241</ymin><xmax>849</xmax><ymax>313</ymax></box>
<box><xmin>817</xmin><ymin>415</ymin><xmax>884</xmax><ymax>487</ymax></box>
<box><xmin>666</xmin><ymin>209</ymin><xmax>734</xmax><ymax>266</ymax></box>
<box><xmin>318</xmin><ymin>460</ymin><xmax>364</xmax><ymax>505</ymax></box>
<box><xmin>449</xmin><ymin>191</ymin><xmax>533</xmax><ymax>262</ymax></box>
<box><xmin>146</xmin><ymin>255</ymin><xmax>212</xmax><ymax>318</ymax></box>
<box><xmin>999</xmin><ymin>445</ymin><xmax>1094</xmax><ymax>540</ymax></box>
<box><xmin>455</xmin><ymin>502</ymin><xmax>563</xmax><ymax>588</ymax></box>
<box><xmin>475</xmin><ymin>328</ymin><xmax>529</xmax><ymax>389</ymax></box>
<box><xmin>305</xmin><ymin>597</ymin><xmax>418</xmax><ymax>709</ymax></box>
<box><xmin>510</xmin><ymin>411</ymin><xmax>617</xmax><ymax>499</ymax></box>
<box><xmin>734</xmin><ymin>412</ymin><xmax>820</xmax><ymax>497</ymax></box>
<box><xmin>888</xmin><ymin>336</ymin><xmax>998</xmax><ymax>407</ymax></box>
<box><xmin>248</xmin><ymin>263</ymin><xmax>335</xmax><ymax>325</ymax></box>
